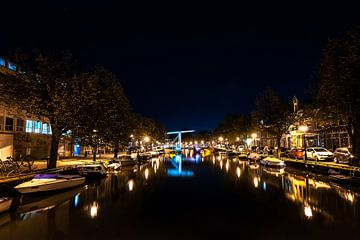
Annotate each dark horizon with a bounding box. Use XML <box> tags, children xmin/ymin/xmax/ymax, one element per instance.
<box><xmin>1</xmin><ymin>1</ymin><xmax>360</xmax><ymax>131</ymax></box>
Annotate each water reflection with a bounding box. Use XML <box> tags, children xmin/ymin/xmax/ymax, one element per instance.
<box><xmin>90</xmin><ymin>201</ymin><xmax>99</xmax><ymax>218</ymax></box>
<box><xmin>0</xmin><ymin>154</ymin><xmax>359</xmax><ymax>239</ymax></box>
<box><xmin>128</xmin><ymin>179</ymin><xmax>135</xmax><ymax>191</ymax></box>
<box><xmin>207</xmin><ymin>154</ymin><xmax>360</xmax><ymax>223</ymax></box>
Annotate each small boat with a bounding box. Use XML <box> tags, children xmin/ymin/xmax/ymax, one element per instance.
<box><xmin>0</xmin><ymin>197</ymin><xmax>12</xmax><ymax>213</ymax></box>
<box><xmin>328</xmin><ymin>175</ymin><xmax>360</xmax><ymax>187</ymax></box>
<box><xmin>15</xmin><ymin>174</ymin><xmax>85</xmax><ymax>194</ymax></box>
<box><xmin>77</xmin><ymin>164</ymin><xmax>107</xmax><ymax>179</ymax></box>
<box><xmin>105</xmin><ymin>159</ymin><xmax>121</xmax><ymax>171</ymax></box>
<box><xmin>260</xmin><ymin>157</ymin><xmax>286</xmax><ymax>168</ymax></box>
<box><xmin>227</xmin><ymin>151</ymin><xmax>238</xmax><ymax>157</ymax></box>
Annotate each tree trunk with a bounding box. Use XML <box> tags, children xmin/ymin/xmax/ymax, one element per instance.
<box><xmin>93</xmin><ymin>145</ymin><xmax>97</xmax><ymax>163</ymax></box>
<box><xmin>114</xmin><ymin>143</ymin><xmax>119</xmax><ymax>158</ymax></box>
<box><xmin>49</xmin><ymin>132</ymin><xmax>60</xmax><ymax>169</ymax></box>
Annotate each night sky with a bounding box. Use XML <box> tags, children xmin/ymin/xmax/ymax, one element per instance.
<box><xmin>1</xmin><ymin>1</ymin><xmax>360</xmax><ymax>131</ymax></box>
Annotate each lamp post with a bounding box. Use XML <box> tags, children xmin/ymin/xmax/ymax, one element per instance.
<box><xmin>92</xmin><ymin>129</ymin><xmax>97</xmax><ymax>163</ymax></box>
<box><xmin>299</xmin><ymin>126</ymin><xmax>308</xmax><ymax>161</ymax></box>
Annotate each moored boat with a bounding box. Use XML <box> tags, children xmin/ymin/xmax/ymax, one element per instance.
<box><xmin>260</xmin><ymin>157</ymin><xmax>286</xmax><ymax>168</ymax></box>
<box><xmin>0</xmin><ymin>197</ymin><xmax>12</xmax><ymax>213</ymax></box>
<box><xmin>328</xmin><ymin>175</ymin><xmax>360</xmax><ymax>187</ymax></box>
<box><xmin>78</xmin><ymin>164</ymin><xmax>107</xmax><ymax>179</ymax></box>
<box><xmin>15</xmin><ymin>174</ymin><xmax>85</xmax><ymax>194</ymax></box>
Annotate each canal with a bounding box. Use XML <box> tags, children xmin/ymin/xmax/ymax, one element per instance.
<box><xmin>0</xmin><ymin>153</ymin><xmax>359</xmax><ymax>239</ymax></box>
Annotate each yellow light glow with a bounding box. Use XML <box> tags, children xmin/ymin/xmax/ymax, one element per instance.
<box><xmin>225</xmin><ymin>161</ymin><xmax>229</xmax><ymax>172</ymax></box>
<box><xmin>218</xmin><ymin>137</ymin><xmax>224</xmax><ymax>142</ymax></box>
<box><xmin>90</xmin><ymin>201</ymin><xmax>99</xmax><ymax>218</ymax></box>
<box><xmin>236</xmin><ymin>167</ymin><xmax>241</xmax><ymax>178</ymax></box>
<box><xmin>251</xmin><ymin>133</ymin><xmax>257</xmax><ymax>138</ymax></box>
<box><xmin>144</xmin><ymin>136</ymin><xmax>150</xmax><ymax>142</ymax></box>
<box><xmin>145</xmin><ymin>168</ymin><xmax>149</xmax><ymax>180</ymax></box>
<box><xmin>304</xmin><ymin>205</ymin><xmax>312</xmax><ymax>218</ymax></box>
<box><xmin>128</xmin><ymin>179</ymin><xmax>134</xmax><ymax>191</ymax></box>
<box><xmin>236</xmin><ymin>137</ymin><xmax>240</xmax><ymax>141</ymax></box>
<box><xmin>220</xmin><ymin>161</ymin><xmax>223</xmax><ymax>169</ymax></box>
<box><xmin>299</xmin><ymin>125</ymin><xmax>308</xmax><ymax>132</ymax></box>
<box><xmin>253</xmin><ymin>177</ymin><xmax>259</xmax><ymax>188</ymax></box>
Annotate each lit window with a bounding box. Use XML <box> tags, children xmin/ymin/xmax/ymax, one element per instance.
<box><xmin>16</xmin><ymin>118</ymin><xmax>24</xmax><ymax>131</ymax></box>
<box><xmin>34</xmin><ymin>121</ymin><xmax>42</xmax><ymax>133</ymax></box>
<box><xmin>26</xmin><ymin>120</ymin><xmax>33</xmax><ymax>133</ymax></box>
<box><xmin>8</xmin><ymin>62</ymin><xmax>16</xmax><ymax>71</ymax></box>
<box><xmin>41</xmin><ymin>123</ymin><xmax>52</xmax><ymax>135</ymax></box>
<box><xmin>5</xmin><ymin>117</ymin><xmax>13</xmax><ymax>131</ymax></box>
<box><xmin>0</xmin><ymin>58</ymin><xmax>5</xmax><ymax>67</ymax></box>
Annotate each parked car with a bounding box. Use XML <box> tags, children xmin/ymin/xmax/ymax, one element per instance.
<box><xmin>306</xmin><ymin>147</ymin><xmax>333</xmax><ymax>161</ymax></box>
<box><xmin>333</xmin><ymin>148</ymin><xmax>356</xmax><ymax>164</ymax></box>
<box><xmin>288</xmin><ymin>148</ymin><xmax>304</xmax><ymax>159</ymax></box>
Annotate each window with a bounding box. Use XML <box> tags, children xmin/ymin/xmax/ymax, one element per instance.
<box><xmin>7</xmin><ymin>62</ymin><xmax>16</xmax><ymax>71</ymax></box>
<box><xmin>34</xmin><ymin>121</ymin><xmax>42</xmax><ymax>133</ymax></box>
<box><xmin>16</xmin><ymin>118</ymin><xmax>24</xmax><ymax>131</ymax></box>
<box><xmin>5</xmin><ymin>117</ymin><xmax>13</xmax><ymax>131</ymax></box>
<box><xmin>26</xmin><ymin>120</ymin><xmax>34</xmax><ymax>133</ymax></box>
<box><xmin>0</xmin><ymin>58</ymin><xmax>5</xmax><ymax>67</ymax></box>
<box><xmin>42</xmin><ymin>123</ymin><xmax>49</xmax><ymax>134</ymax></box>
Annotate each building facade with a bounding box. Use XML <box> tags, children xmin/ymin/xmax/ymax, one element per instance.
<box><xmin>0</xmin><ymin>56</ymin><xmax>75</xmax><ymax>159</ymax></box>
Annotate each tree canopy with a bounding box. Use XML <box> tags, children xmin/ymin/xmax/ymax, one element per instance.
<box><xmin>317</xmin><ymin>26</ymin><xmax>360</xmax><ymax>155</ymax></box>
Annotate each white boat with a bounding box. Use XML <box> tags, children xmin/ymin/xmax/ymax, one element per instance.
<box><xmin>260</xmin><ymin>157</ymin><xmax>286</xmax><ymax>168</ymax></box>
<box><xmin>0</xmin><ymin>197</ymin><xmax>12</xmax><ymax>213</ymax></box>
<box><xmin>77</xmin><ymin>164</ymin><xmax>107</xmax><ymax>179</ymax></box>
<box><xmin>15</xmin><ymin>174</ymin><xmax>85</xmax><ymax>194</ymax></box>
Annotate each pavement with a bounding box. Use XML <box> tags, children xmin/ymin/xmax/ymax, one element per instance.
<box><xmin>0</xmin><ymin>154</ymin><xmax>120</xmax><ymax>184</ymax></box>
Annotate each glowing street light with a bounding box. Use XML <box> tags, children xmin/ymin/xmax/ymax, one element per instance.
<box><xmin>299</xmin><ymin>125</ymin><xmax>308</xmax><ymax>161</ymax></box>
<box><xmin>236</xmin><ymin>137</ymin><xmax>240</xmax><ymax>141</ymax></box>
<box><xmin>218</xmin><ymin>136</ymin><xmax>224</xmax><ymax>142</ymax></box>
<box><xmin>144</xmin><ymin>136</ymin><xmax>150</xmax><ymax>143</ymax></box>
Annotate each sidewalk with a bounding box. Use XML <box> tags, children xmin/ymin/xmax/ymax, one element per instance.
<box><xmin>0</xmin><ymin>154</ymin><xmax>118</xmax><ymax>185</ymax></box>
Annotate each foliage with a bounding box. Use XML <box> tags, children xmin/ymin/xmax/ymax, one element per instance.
<box><xmin>132</xmin><ymin>115</ymin><xmax>166</xmax><ymax>142</ymax></box>
<box><xmin>253</xmin><ymin>88</ymin><xmax>292</xmax><ymax>156</ymax></box>
<box><xmin>317</xmin><ymin>26</ymin><xmax>360</xmax><ymax>155</ymax></box>
<box><xmin>0</xmin><ymin>50</ymin><xmax>80</xmax><ymax>168</ymax></box>
<box><xmin>213</xmin><ymin>113</ymin><xmax>254</xmax><ymax>141</ymax></box>
<box><xmin>71</xmin><ymin>66</ymin><xmax>133</xmax><ymax>159</ymax></box>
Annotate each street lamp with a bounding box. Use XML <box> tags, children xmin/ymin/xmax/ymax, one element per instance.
<box><xmin>299</xmin><ymin>125</ymin><xmax>308</xmax><ymax>161</ymax></box>
<box><xmin>144</xmin><ymin>136</ymin><xmax>150</xmax><ymax>143</ymax></box>
<box><xmin>92</xmin><ymin>129</ymin><xmax>98</xmax><ymax>163</ymax></box>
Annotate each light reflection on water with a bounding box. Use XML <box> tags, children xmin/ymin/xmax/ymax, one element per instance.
<box><xmin>0</xmin><ymin>153</ymin><xmax>359</xmax><ymax>239</ymax></box>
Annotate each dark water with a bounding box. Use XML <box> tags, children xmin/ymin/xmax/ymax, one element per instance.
<box><xmin>0</xmin><ymin>153</ymin><xmax>360</xmax><ymax>240</ymax></box>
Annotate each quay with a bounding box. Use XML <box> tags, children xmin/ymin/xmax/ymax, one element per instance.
<box><xmin>282</xmin><ymin>157</ymin><xmax>360</xmax><ymax>176</ymax></box>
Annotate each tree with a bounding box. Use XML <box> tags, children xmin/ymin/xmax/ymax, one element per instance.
<box><xmin>213</xmin><ymin>113</ymin><xmax>254</xmax><ymax>142</ymax></box>
<box><xmin>72</xmin><ymin>66</ymin><xmax>133</xmax><ymax>161</ymax></box>
<box><xmin>0</xmin><ymin>50</ymin><xmax>81</xmax><ymax>168</ymax></box>
<box><xmin>254</xmin><ymin>88</ymin><xmax>292</xmax><ymax>157</ymax></box>
<box><xmin>317</xmin><ymin>26</ymin><xmax>360</xmax><ymax>156</ymax></box>
<box><xmin>132</xmin><ymin>115</ymin><xmax>166</xmax><ymax>143</ymax></box>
